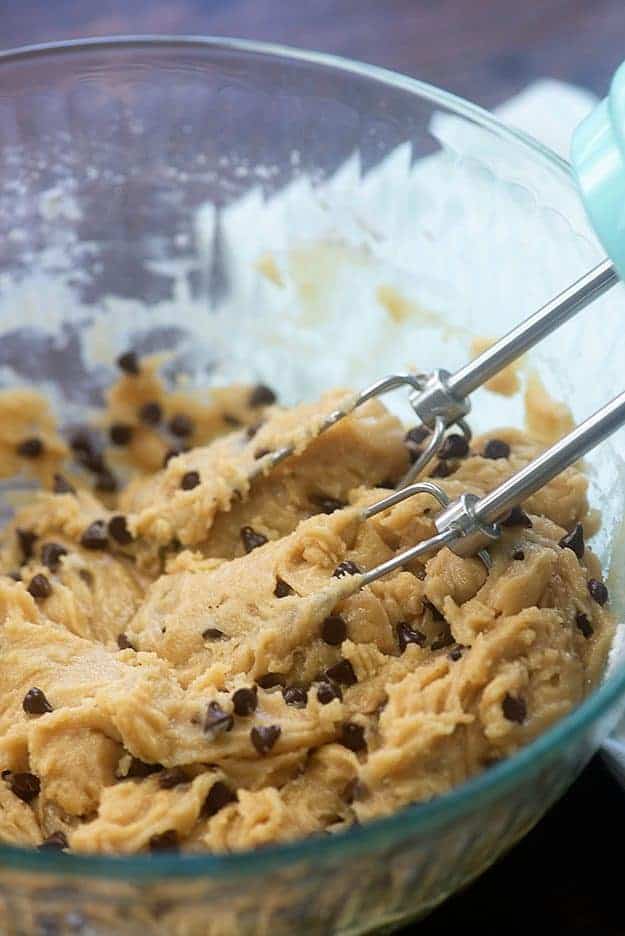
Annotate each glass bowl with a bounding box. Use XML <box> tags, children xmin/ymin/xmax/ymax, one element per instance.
<box><xmin>1</xmin><ymin>35</ymin><xmax>625</xmax><ymax>936</ymax></box>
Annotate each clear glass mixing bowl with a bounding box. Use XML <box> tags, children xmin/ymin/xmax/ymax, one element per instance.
<box><xmin>1</xmin><ymin>35</ymin><xmax>625</xmax><ymax>936</ymax></box>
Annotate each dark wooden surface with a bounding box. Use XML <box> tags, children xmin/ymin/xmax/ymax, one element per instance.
<box><xmin>2</xmin><ymin>3</ymin><xmax>625</xmax><ymax>933</ymax></box>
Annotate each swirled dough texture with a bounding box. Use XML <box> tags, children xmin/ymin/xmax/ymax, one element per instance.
<box><xmin>0</xmin><ymin>362</ymin><xmax>613</xmax><ymax>854</ymax></box>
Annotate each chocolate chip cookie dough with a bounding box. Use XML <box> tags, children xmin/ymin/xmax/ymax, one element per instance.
<box><xmin>0</xmin><ymin>354</ymin><xmax>614</xmax><ymax>854</ymax></box>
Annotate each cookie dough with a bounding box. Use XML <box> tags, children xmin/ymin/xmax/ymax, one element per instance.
<box><xmin>0</xmin><ymin>356</ymin><xmax>613</xmax><ymax>854</ymax></box>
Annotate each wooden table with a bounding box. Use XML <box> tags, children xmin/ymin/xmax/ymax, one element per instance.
<box><xmin>3</xmin><ymin>3</ymin><xmax>624</xmax><ymax>933</ymax></box>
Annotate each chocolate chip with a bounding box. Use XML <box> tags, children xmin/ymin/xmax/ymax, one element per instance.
<box><xmin>321</xmin><ymin>615</ymin><xmax>347</xmax><ymax>646</ymax></box>
<box><xmin>256</xmin><ymin>673</ymin><xmax>285</xmax><ymax>690</ymax></box>
<box><xmin>241</xmin><ymin>526</ymin><xmax>268</xmax><ymax>553</ymax></box>
<box><xmin>79</xmin><ymin>569</ymin><xmax>93</xmax><ymax>585</ymax></box>
<box><xmin>274</xmin><ymin>577</ymin><xmax>293</xmax><ymax>598</ymax></box>
<box><xmin>203</xmin><ymin>701</ymin><xmax>234</xmax><ymax>737</ymax></box>
<box><xmin>249</xmin><ymin>384</ymin><xmax>276</xmax><ymax>408</ymax></box>
<box><xmin>588</xmin><ymin>579</ymin><xmax>608</xmax><ymax>605</ymax></box>
<box><xmin>180</xmin><ymin>470</ymin><xmax>200</xmax><ymax>491</ymax></box>
<box><xmin>424</xmin><ymin>600</ymin><xmax>445</xmax><ymax>622</ymax></box>
<box><xmin>483</xmin><ymin>438</ymin><xmax>510</xmax><ymax>460</ymax></box>
<box><xmin>158</xmin><ymin>768</ymin><xmax>187</xmax><ymax>789</ymax></box>
<box><xmin>250</xmin><ymin>725</ymin><xmax>281</xmax><ymax>754</ymax></box>
<box><xmin>232</xmin><ymin>687</ymin><xmax>258</xmax><ymax>716</ymax></box>
<box><xmin>110</xmin><ymin>422</ymin><xmax>134</xmax><ymax>446</ymax></box>
<box><xmin>246</xmin><ymin>422</ymin><xmax>262</xmax><ymax>439</ymax></box>
<box><xmin>203</xmin><ymin>628</ymin><xmax>226</xmax><ymax>641</ymax></box>
<box><xmin>139</xmin><ymin>401</ymin><xmax>162</xmax><ymax>426</ymax></box>
<box><xmin>502</xmin><ymin>693</ymin><xmax>526</xmax><ymax>724</ymax></box>
<box><xmin>575</xmin><ymin>612</ymin><xmax>594</xmax><ymax>639</ymax></box>
<box><xmin>149</xmin><ymin>830</ymin><xmax>178</xmax><ymax>852</ymax></box>
<box><xmin>69</xmin><ymin>428</ymin><xmax>97</xmax><ymax>456</ymax></box>
<box><xmin>311</xmin><ymin>495</ymin><xmax>345</xmax><ymax>515</ymax></box>
<box><xmin>502</xmin><ymin>506</ymin><xmax>532</xmax><ymax>528</ymax></box>
<box><xmin>95</xmin><ymin>471</ymin><xmax>118</xmax><ymax>494</ymax></box>
<box><xmin>332</xmin><ymin>561</ymin><xmax>361</xmax><ymax>578</ymax></box>
<box><xmin>339</xmin><ymin>722</ymin><xmax>367</xmax><ymax>753</ymax></box>
<box><xmin>282</xmin><ymin>686</ymin><xmax>308</xmax><ymax>708</ymax></box>
<box><xmin>439</xmin><ymin>433</ymin><xmax>469</xmax><ymax>459</ymax></box>
<box><xmin>397</xmin><ymin>622</ymin><xmax>426</xmax><ymax>653</ymax></box>
<box><xmin>126</xmin><ymin>758</ymin><xmax>162</xmax><ymax>779</ymax></box>
<box><xmin>162</xmin><ymin>449</ymin><xmax>178</xmax><ymax>468</ymax></box>
<box><xmin>78</xmin><ymin>449</ymin><xmax>107</xmax><ymax>475</ymax></box>
<box><xmin>431</xmin><ymin>460</ymin><xmax>455</xmax><ymax>478</ymax></box>
<box><xmin>317</xmin><ymin>681</ymin><xmax>342</xmax><ymax>704</ymax></box>
<box><xmin>53</xmin><ymin>474</ymin><xmax>75</xmax><ymax>495</ymax></box>
<box><xmin>512</xmin><ymin>548</ymin><xmax>525</xmax><ymax>561</ymax></box>
<box><xmin>23</xmin><ymin>687</ymin><xmax>53</xmax><ymax>715</ymax></box>
<box><xmin>405</xmin><ymin>426</ymin><xmax>430</xmax><ymax>446</ymax></box>
<box><xmin>117</xmin><ymin>350</ymin><xmax>140</xmax><ymax>375</ymax></box>
<box><xmin>17</xmin><ymin>437</ymin><xmax>43</xmax><ymax>458</ymax></box>
<box><xmin>448</xmin><ymin>645</ymin><xmax>464</xmax><ymax>662</ymax></box>
<box><xmin>38</xmin><ymin>831</ymin><xmax>68</xmax><ymax>851</ymax></box>
<box><xmin>168</xmin><ymin>414</ymin><xmax>194</xmax><ymax>438</ymax></box>
<box><xmin>325</xmin><ymin>659</ymin><xmax>357</xmax><ymax>686</ymax></box>
<box><xmin>80</xmin><ymin>520</ymin><xmax>108</xmax><ymax>550</ymax></box>
<box><xmin>202</xmin><ymin>781</ymin><xmax>237</xmax><ymax>818</ymax></box>
<box><xmin>8</xmin><ymin>571</ymin><xmax>21</xmax><ymax>582</ymax></box>
<box><xmin>108</xmin><ymin>515</ymin><xmax>133</xmax><ymax>545</ymax></box>
<box><xmin>27</xmin><ymin>574</ymin><xmax>52</xmax><ymax>599</ymax></box>
<box><xmin>223</xmin><ymin>413</ymin><xmax>242</xmax><ymax>428</ymax></box>
<box><xmin>254</xmin><ymin>447</ymin><xmax>271</xmax><ymax>459</ymax></box>
<box><xmin>17</xmin><ymin>528</ymin><xmax>37</xmax><ymax>561</ymax></box>
<box><xmin>431</xmin><ymin>630</ymin><xmax>454</xmax><ymax>651</ymax></box>
<box><xmin>41</xmin><ymin>542</ymin><xmax>68</xmax><ymax>573</ymax></box>
<box><xmin>559</xmin><ymin>523</ymin><xmax>585</xmax><ymax>559</ymax></box>
<box><xmin>117</xmin><ymin>633</ymin><xmax>135</xmax><ymax>651</ymax></box>
<box><xmin>10</xmin><ymin>772</ymin><xmax>40</xmax><ymax>803</ymax></box>
<box><xmin>343</xmin><ymin>778</ymin><xmax>369</xmax><ymax>803</ymax></box>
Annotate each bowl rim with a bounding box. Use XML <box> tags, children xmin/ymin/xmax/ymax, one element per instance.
<box><xmin>0</xmin><ymin>33</ymin><xmax>621</xmax><ymax>883</ymax></box>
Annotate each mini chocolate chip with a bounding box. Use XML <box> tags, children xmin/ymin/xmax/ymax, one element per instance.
<box><xmin>332</xmin><ymin>560</ymin><xmax>361</xmax><ymax>578</ymax></box>
<box><xmin>448</xmin><ymin>645</ymin><xmax>464</xmax><ymax>662</ymax></box>
<box><xmin>343</xmin><ymin>778</ymin><xmax>369</xmax><ymax>803</ymax></box>
<box><xmin>27</xmin><ymin>574</ymin><xmax>52</xmax><ymax>599</ymax></box>
<box><xmin>8</xmin><ymin>571</ymin><xmax>21</xmax><ymax>582</ymax></box>
<box><xmin>117</xmin><ymin>350</ymin><xmax>140</xmax><ymax>375</ymax></box>
<box><xmin>53</xmin><ymin>474</ymin><xmax>75</xmax><ymax>495</ymax></box>
<box><xmin>250</xmin><ymin>725</ymin><xmax>281</xmax><ymax>754</ymax></box>
<box><xmin>274</xmin><ymin>577</ymin><xmax>293</xmax><ymax>598</ymax></box>
<box><xmin>256</xmin><ymin>673</ymin><xmax>285</xmax><ymax>689</ymax></box>
<box><xmin>311</xmin><ymin>494</ymin><xmax>346</xmax><ymax>515</ymax></box>
<box><xmin>79</xmin><ymin>569</ymin><xmax>94</xmax><ymax>585</ymax></box>
<box><xmin>397</xmin><ymin>622</ymin><xmax>426</xmax><ymax>653</ymax></box>
<box><xmin>483</xmin><ymin>438</ymin><xmax>510</xmax><ymax>460</ymax></box>
<box><xmin>117</xmin><ymin>633</ymin><xmax>135</xmax><ymax>651</ymax></box>
<box><xmin>439</xmin><ymin>433</ymin><xmax>469</xmax><ymax>459</ymax></box>
<box><xmin>158</xmin><ymin>768</ymin><xmax>187</xmax><ymax>789</ymax></box>
<box><xmin>126</xmin><ymin>758</ymin><xmax>162</xmax><ymax>779</ymax></box>
<box><xmin>502</xmin><ymin>693</ymin><xmax>526</xmax><ymax>723</ymax></box>
<box><xmin>17</xmin><ymin>436</ymin><xmax>43</xmax><ymax>458</ymax></box>
<box><xmin>149</xmin><ymin>830</ymin><xmax>178</xmax><ymax>852</ymax></box>
<box><xmin>321</xmin><ymin>615</ymin><xmax>347</xmax><ymax>646</ymax></box>
<box><xmin>588</xmin><ymin>578</ymin><xmax>608</xmax><ymax>605</ymax></box>
<box><xmin>41</xmin><ymin>542</ymin><xmax>68</xmax><ymax>573</ymax></box>
<box><xmin>241</xmin><ymin>526</ymin><xmax>268</xmax><ymax>553</ymax></box>
<box><xmin>162</xmin><ymin>449</ymin><xmax>181</xmax><ymax>467</ymax></box>
<box><xmin>431</xmin><ymin>460</ymin><xmax>454</xmax><ymax>478</ymax></box>
<box><xmin>69</xmin><ymin>428</ymin><xmax>97</xmax><ymax>456</ymax></box>
<box><xmin>431</xmin><ymin>630</ymin><xmax>454</xmax><ymax>651</ymax></box>
<box><xmin>254</xmin><ymin>447</ymin><xmax>271</xmax><ymax>459</ymax></box>
<box><xmin>203</xmin><ymin>701</ymin><xmax>234</xmax><ymax>737</ymax></box>
<box><xmin>78</xmin><ymin>450</ymin><xmax>107</xmax><ymax>474</ymax></box>
<box><xmin>80</xmin><ymin>521</ymin><xmax>108</xmax><ymax>550</ymax></box>
<box><xmin>559</xmin><ymin>523</ymin><xmax>585</xmax><ymax>559</ymax></box>
<box><xmin>512</xmin><ymin>548</ymin><xmax>525</xmax><ymax>561</ymax></box>
<box><xmin>325</xmin><ymin>659</ymin><xmax>357</xmax><ymax>686</ymax></box>
<box><xmin>109</xmin><ymin>515</ymin><xmax>133</xmax><ymax>545</ymax></box>
<box><xmin>203</xmin><ymin>628</ymin><xmax>226</xmax><ymax>641</ymax></box>
<box><xmin>576</xmin><ymin>612</ymin><xmax>594</xmax><ymax>639</ymax></box>
<box><xmin>109</xmin><ymin>422</ymin><xmax>134</xmax><ymax>446</ymax></box>
<box><xmin>424</xmin><ymin>601</ymin><xmax>445</xmax><ymax>622</ymax></box>
<box><xmin>502</xmin><ymin>506</ymin><xmax>532</xmax><ymax>528</ymax></box>
<box><xmin>316</xmin><ymin>681</ymin><xmax>342</xmax><ymax>704</ymax></box>
<box><xmin>282</xmin><ymin>686</ymin><xmax>308</xmax><ymax>708</ymax></box>
<box><xmin>202</xmin><ymin>781</ymin><xmax>237</xmax><ymax>818</ymax></box>
<box><xmin>223</xmin><ymin>413</ymin><xmax>242</xmax><ymax>427</ymax></box>
<box><xmin>23</xmin><ymin>687</ymin><xmax>53</xmax><ymax>715</ymax></box>
<box><xmin>38</xmin><ymin>831</ymin><xmax>68</xmax><ymax>851</ymax></box>
<box><xmin>95</xmin><ymin>470</ymin><xmax>118</xmax><ymax>494</ymax></box>
<box><xmin>17</xmin><ymin>528</ymin><xmax>37</xmax><ymax>561</ymax></box>
<box><xmin>340</xmin><ymin>722</ymin><xmax>367</xmax><ymax>753</ymax></box>
<box><xmin>249</xmin><ymin>384</ymin><xmax>276</xmax><ymax>408</ymax></box>
<box><xmin>232</xmin><ymin>687</ymin><xmax>258</xmax><ymax>716</ymax></box>
<box><xmin>139</xmin><ymin>401</ymin><xmax>162</xmax><ymax>426</ymax></box>
<box><xmin>10</xmin><ymin>772</ymin><xmax>40</xmax><ymax>803</ymax></box>
<box><xmin>180</xmin><ymin>470</ymin><xmax>200</xmax><ymax>491</ymax></box>
<box><xmin>168</xmin><ymin>414</ymin><xmax>194</xmax><ymax>438</ymax></box>
<box><xmin>246</xmin><ymin>422</ymin><xmax>262</xmax><ymax>439</ymax></box>
<box><xmin>405</xmin><ymin>426</ymin><xmax>430</xmax><ymax>446</ymax></box>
